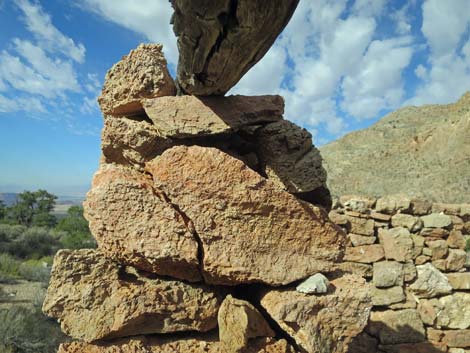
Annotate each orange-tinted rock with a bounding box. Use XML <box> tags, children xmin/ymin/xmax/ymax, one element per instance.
<box><xmin>260</xmin><ymin>275</ymin><xmax>372</xmax><ymax>353</ymax></box>
<box><xmin>98</xmin><ymin>44</ymin><xmax>175</xmax><ymax>116</ymax></box>
<box><xmin>43</xmin><ymin>250</ymin><xmax>221</xmax><ymax>342</ymax></box>
<box><xmin>146</xmin><ymin>145</ymin><xmax>345</xmax><ymax>286</ymax></box>
<box><xmin>83</xmin><ymin>164</ymin><xmax>201</xmax><ymax>282</ymax></box>
<box><xmin>344</xmin><ymin>245</ymin><xmax>385</xmax><ymax>263</ymax></box>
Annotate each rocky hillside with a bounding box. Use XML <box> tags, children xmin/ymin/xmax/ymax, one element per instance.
<box><xmin>321</xmin><ymin>92</ymin><xmax>470</xmax><ymax>203</ymax></box>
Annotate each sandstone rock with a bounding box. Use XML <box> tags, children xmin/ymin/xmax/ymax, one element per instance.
<box><xmin>410</xmin><ymin>199</ymin><xmax>432</xmax><ymax>216</ymax></box>
<box><xmin>296</xmin><ymin>273</ymin><xmax>330</xmax><ymax>294</ymax></box>
<box><xmin>378</xmin><ymin>227</ymin><xmax>414</xmax><ymax>262</ymax></box>
<box><xmin>442</xmin><ymin>330</ymin><xmax>470</xmax><ymax>348</ymax></box>
<box><xmin>142</xmin><ymin>95</ymin><xmax>283</xmax><ymax>138</ymax></box>
<box><xmin>101</xmin><ymin>116</ymin><xmax>172</xmax><ymax>167</ymax></box>
<box><xmin>218</xmin><ymin>295</ymin><xmax>274</xmax><ymax>353</ymax></box>
<box><xmin>461</xmin><ymin>204</ymin><xmax>470</xmax><ymax>218</ymax></box>
<box><xmin>417</xmin><ymin>298</ymin><xmax>439</xmax><ymax>326</ymax></box>
<box><xmin>349</xmin><ymin>233</ymin><xmax>376</xmax><ymax>246</ymax></box>
<box><xmin>172</xmin><ymin>0</ymin><xmax>299</xmax><ymax>95</ymax></box>
<box><xmin>368</xmin><ymin>309</ymin><xmax>425</xmax><ymax>344</ymax></box>
<box><xmin>346</xmin><ymin>333</ymin><xmax>378</xmax><ymax>353</ymax></box>
<box><xmin>420</xmin><ymin>227</ymin><xmax>449</xmax><ymax>238</ymax></box>
<box><xmin>427</xmin><ymin>239</ymin><xmax>449</xmax><ymax>260</ymax></box>
<box><xmin>388</xmin><ymin>288</ymin><xmax>418</xmax><ymax>310</ymax></box>
<box><xmin>336</xmin><ymin>262</ymin><xmax>373</xmax><ymax>278</ymax></box>
<box><xmin>329</xmin><ymin>210</ymin><xmax>349</xmax><ymax>226</ymax></box>
<box><xmin>344</xmin><ymin>215</ymin><xmax>375</xmax><ymax>236</ymax></box>
<box><xmin>409</xmin><ymin>263</ymin><xmax>452</xmax><ymax>298</ymax></box>
<box><xmin>146</xmin><ymin>146</ymin><xmax>345</xmax><ymax>286</ymax></box>
<box><xmin>378</xmin><ymin>342</ymin><xmax>447</xmax><ymax>353</ymax></box>
<box><xmin>340</xmin><ymin>195</ymin><xmax>376</xmax><ymax>213</ymax></box>
<box><xmin>415</xmin><ymin>255</ymin><xmax>430</xmax><ymax>265</ymax></box>
<box><xmin>446</xmin><ymin>249</ymin><xmax>467</xmax><ymax>271</ymax></box>
<box><xmin>421</xmin><ymin>213</ymin><xmax>452</xmax><ymax>228</ymax></box>
<box><xmin>370</xmin><ymin>211</ymin><xmax>392</xmax><ymax>222</ymax></box>
<box><xmin>58</xmin><ymin>336</ymin><xmax>295</xmax><ymax>353</ymax></box>
<box><xmin>261</xmin><ymin>275</ymin><xmax>372</xmax><ymax>353</ymax></box>
<box><xmin>391</xmin><ymin>213</ymin><xmax>423</xmax><ymax>232</ymax></box>
<box><xmin>436</xmin><ymin>293</ymin><xmax>470</xmax><ymax>329</ymax></box>
<box><xmin>448</xmin><ymin>230</ymin><xmax>467</xmax><ymax>249</ymax></box>
<box><xmin>83</xmin><ymin>164</ymin><xmax>201</xmax><ymax>282</ymax></box>
<box><xmin>432</xmin><ymin>203</ymin><xmax>461</xmax><ymax>215</ymax></box>
<box><xmin>403</xmin><ymin>261</ymin><xmax>417</xmax><ymax>282</ymax></box>
<box><xmin>371</xmin><ymin>285</ymin><xmax>405</xmax><ymax>306</ymax></box>
<box><xmin>344</xmin><ymin>245</ymin><xmax>385</xmax><ymax>263</ymax></box>
<box><xmin>373</xmin><ymin>261</ymin><xmax>404</xmax><ymax>287</ymax></box>
<box><xmin>375</xmin><ymin>195</ymin><xmax>411</xmax><ymax>214</ymax></box>
<box><xmin>254</xmin><ymin>120</ymin><xmax>329</xmax><ymax>196</ymax></box>
<box><xmin>446</xmin><ymin>273</ymin><xmax>470</xmax><ymax>290</ymax></box>
<box><xmin>411</xmin><ymin>234</ymin><xmax>425</xmax><ymax>258</ymax></box>
<box><xmin>42</xmin><ymin>250</ymin><xmax>221</xmax><ymax>342</ymax></box>
<box><xmin>98</xmin><ymin>44</ymin><xmax>175</xmax><ymax>115</ymax></box>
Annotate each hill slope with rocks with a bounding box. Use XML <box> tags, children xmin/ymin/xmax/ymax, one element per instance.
<box><xmin>321</xmin><ymin>92</ymin><xmax>470</xmax><ymax>203</ymax></box>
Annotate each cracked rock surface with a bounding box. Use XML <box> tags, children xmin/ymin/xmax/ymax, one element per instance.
<box><xmin>171</xmin><ymin>0</ymin><xmax>299</xmax><ymax>95</ymax></box>
<box><xmin>42</xmin><ymin>250</ymin><xmax>222</xmax><ymax>342</ymax></box>
<box><xmin>146</xmin><ymin>145</ymin><xmax>345</xmax><ymax>286</ymax></box>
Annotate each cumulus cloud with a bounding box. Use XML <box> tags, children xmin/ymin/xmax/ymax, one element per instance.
<box><xmin>75</xmin><ymin>0</ymin><xmax>177</xmax><ymax>65</ymax></box>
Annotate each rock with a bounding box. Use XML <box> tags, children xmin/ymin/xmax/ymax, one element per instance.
<box><xmin>415</xmin><ymin>255</ymin><xmax>430</xmax><ymax>265</ymax></box>
<box><xmin>403</xmin><ymin>262</ymin><xmax>417</xmax><ymax>282</ymax></box>
<box><xmin>410</xmin><ymin>199</ymin><xmax>432</xmax><ymax>216</ymax></box>
<box><xmin>344</xmin><ymin>245</ymin><xmax>385</xmax><ymax>263</ymax></box>
<box><xmin>420</xmin><ymin>227</ymin><xmax>449</xmax><ymax>238</ymax></box>
<box><xmin>172</xmin><ymin>0</ymin><xmax>300</xmax><ymax>95</ymax></box>
<box><xmin>146</xmin><ymin>146</ymin><xmax>345</xmax><ymax>286</ymax></box>
<box><xmin>378</xmin><ymin>227</ymin><xmax>414</xmax><ymax>262</ymax></box>
<box><xmin>98</xmin><ymin>44</ymin><xmax>175</xmax><ymax>116</ymax></box>
<box><xmin>409</xmin><ymin>263</ymin><xmax>452</xmax><ymax>298</ymax></box>
<box><xmin>421</xmin><ymin>213</ymin><xmax>452</xmax><ymax>228</ymax></box>
<box><xmin>296</xmin><ymin>273</ymin><xmax>330</xmax><ymax>294</ymax></box>
<box><xmin>436</xmin><ymin>293</ymin><xmax>470</xmax><ymax>329</ymax></box>
<box><xmin>101</xmin><ymin>116</ymin><xmax>173</xmax><ymax>167</ymax></box>
<box><xmin>368</xmin><ymin>309</ymin><xmax>425</xmax><ymax>344</ymax></box>
<box><xmin>461</xmin><ymin>204</ymin><xmax>470</xmax><ymax>218</ymax></box>
<box><xmin>83</xmin><ymin>164</ymin><xmax>201</xmax><ymax>282</ymax></box>
<box><xmin>388</xmin><ymin>288</ymin><xmax>418</xmax><ymax>310</ymax></box>
<box><xmin>375</xmin><ymin>195</ymin><xmax>411</xmax><ymax>214</ymax></box>
<box><xmin>42</xmin><ymin>250</ymin><xmax>221</xmax><ymax>342</ymax></box>
<box><xmin>142</xmin><ymin>95</ymin><xmax>283</xmax><ymax>138</ymax></box>
<box><xmin>378</xmin><ymin>342</ymin><xmax>447</xmax><ymax>353</ymax></box>
<box><xmin>340</xmin><ymin>195</ymin><xmax>376</xmax><ymax>213</ymax></box>
<box><xmin>348</xmin><ymin>233</ymin><xmax>376</xmax><ymax>246</ymax></box>
<box><xmin>446</xmin><ymin>249</ymin><xmax>467</xmax><ymax>271</ymax></box>
<box><xmin>442</xmin><ymin>330</ymin><xmax>470</xmax><ymax>348</ymax></box>
<box><xmin>411</xmin><ymin>234</ymin><xmax>425</xmax><ymax>258</ymax></box>
<box><xmin>329</xmin><ymin>210</ymin><xmax>349</xmax><ymax>226</ymax></box>
<box><xmin>391</xmin><ymin>213</ymin><xmax>423</xmax><ymax>232</ymax></box>
<box><xmin>218</xmin><ymin>295</ymin><xmax>274</xmax><ymax>353</ymax></box>
<box><xmin>371</xmin><ymin>286</ymin><xmax>405</xmax><ymax>306</ymax></box>
<box><xmin>345</xmin><ymin>215</ymin><xmax>375</xmax><ymax>236</ymax></box>
<box><xmin>254</xmin><ymin>120</ymin><xmax>329</xmax><ymax>196</ymax></box>
<box><xmin>336</xmin><ymin>262</ymin><xmax>373</xmax><ymax>278</ymax></box>
<box><xmin>346</xmin><ymin>333</ymin><xmax>378</xmax><ymax>353</ymax></box>
<box><xmin>427</xmin><ymin>239</ymin><xmax>449</xmax><ymax>260</ymax></box>
<box><xmin>417</xmin><ymin>299</ymin><xmax>439</xmax><ymax>326</ymax></box>
<box><xmin>370</xmin><ymin>211</ymin><xmax>392</xmax><ymax>222</ymax></box>
<box><xmin>432</xmin><ymin>203</ymin><xmax>461</xmax><ymax>215</ymax></box>
<box><xmin>448</xmin><ymin>230</ymin><xmax>467</xmax><ymax>249</ymax></box>
<box><xmin>57</xmin><ymin>336</ymin><xmax>295</xmax><ymax>353</ymax></box>
<box><xmin>373</xmin><ymin>261</ymin><xmax>404</xmax><ymax>288</ymax></box>
<box><xmin>261</xmin><ymin>275</ymin><xmax>372</xmax><ymax>353</ymax></box>
<box><xmin>446</xmin><ymin>273</ymin><xmax>470</xmax><ymax>290</ymax></box>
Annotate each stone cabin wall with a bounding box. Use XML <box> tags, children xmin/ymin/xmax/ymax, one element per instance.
<box><xmin>330</xmin><ymin>195</ymin><xmax>470</xmax><ymax>353</ymax></box>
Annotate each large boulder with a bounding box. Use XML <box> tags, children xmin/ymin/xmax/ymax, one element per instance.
<box><xmin>42</xmin><ymin>250</ymin><xmax>221</xmax><ymax>342</ymax></box>
<box><xmin>57</xmin><ymin>336</ymin><xmax>295</xmax><ymax>353</ymax></box>
<box><xmin>171</xmin><ymin>0</ymin><xmax>299</xmax><ymax>95</ymax></box>
<box><xmin>260</xmin><ymin>275</ymin><xmax>372</xmax><ymax>353</ymax></box>
<box><xmin>83</xmin><ymin>163</ymin><xmax>201</xmax><ymax>282</ymax></box>
<box><xmin>146</xmin><ymin>145</ymin><xmax>345</xmax><ymax>286</ymax></box>
<box><xmin>142</xmin><ymin>95</ymin><xmax>284</xmax><ymax>138</ymax></box>
<box><xmin>98</xmin><ymin>44</ymin><xmax>175</xmax><ymax>116</ymax></box>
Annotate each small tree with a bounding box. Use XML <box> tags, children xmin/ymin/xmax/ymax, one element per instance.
<box><xmin>56</xmin><ymin>206</ymin><xmax>96</xmax><ymax>249</ymax></box>
<box><xmin>8</xmin><ymin>190</ymin><xmax>57</xmax><ymax>227</ymax></box>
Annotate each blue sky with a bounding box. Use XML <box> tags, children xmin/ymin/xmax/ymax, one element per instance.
<box><xmin>0</xmin><ymin>0</ymin><xmax>469</xmax><ymax>196</ymax></box>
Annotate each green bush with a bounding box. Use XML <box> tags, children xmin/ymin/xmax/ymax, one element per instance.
<box><xmin>7</xmin><ymin>227</ymin><xmax>61</xmax><ymax>259</ymax></box>
<box><xmin>18</xmin><ymin>260</ymin><xmax>51</xmax><ymax>283</ymax></box>
<box><xmin>0</xmin><ymin>253</ymin><xmax>21</xmax><ymax>281</ymax></box>
<box><xmin>0</xmin><ymin>305</ymin><xmax>67</xmax><ymax>353</ymax></box>
<box><xmin>466</xmin><ymin>238</ymin><xmax>470</xmax><ymax>253</ymax></box>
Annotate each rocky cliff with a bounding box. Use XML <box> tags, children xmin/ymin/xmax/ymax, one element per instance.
<box><xmin>321</xmin><ymin>93</ymin><xmax>470</xmax><ymax>203</ymax></box>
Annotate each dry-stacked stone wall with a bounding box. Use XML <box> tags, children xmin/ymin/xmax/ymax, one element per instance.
<box><xmin>330</xmin><ymin>195</ymin><xmax>470</xmax><ymax>353</ymax></box>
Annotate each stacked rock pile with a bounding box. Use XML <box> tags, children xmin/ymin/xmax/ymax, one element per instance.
<box><xmin>330</xmin><ymin>195</ymin><xmax>470</xmax><ymax>353</ymax></box>
<box><xmin>42</xmin><ymin>41</ymin><xmax>373</xmax><ymax>353</ymax></box>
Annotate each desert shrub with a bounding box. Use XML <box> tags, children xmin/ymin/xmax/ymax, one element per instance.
<box><xmin>0</xmin><ymin>253</ymin><xmax>21</xmax><ymax>281</ymax></box>
<box><xmin>59</xmin><ymin>231</ymin><xmax>96</xmax><ymax>249</ymax></box>
<box><xmin>466</xmin><ymin>238</ymin><xmax>470</xmax><ymax>253</ymax></box>
<box><xmin>0</xmin><ymin>225</ymin><xmax>27</xmax><ymax>253</ymax></box>
<box><xmin>7</xmin><ymin>227</ymin><xmax>61</xmax><ymax>259</ymax></box>
<box><xmin>18</xmin><ymin>260</ymin><xmax>51</xmax><ymax>283</ymax></box>
<box><xmin>0</xmin><ymin>305</ymin><xmax>66</xmax><ymax>353</ymax></box>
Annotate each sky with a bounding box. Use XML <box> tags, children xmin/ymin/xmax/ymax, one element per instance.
<box><xmin>0</xmin><ymin>0</ymin><xmax>470</xmax><ymax>196</ymax></box>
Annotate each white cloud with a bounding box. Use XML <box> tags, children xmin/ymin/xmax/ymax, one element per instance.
<box><xmin>351</xmin><ymin>0</ymin><xmax>387</xmax><ymax>18</ymax></box>
<box><xmin>75</xmin><ymin>0</ymin><xmax>177</xmax><ymax>65</ymax></box>
<box><xmin>15</xmin><ymin>0</ymin><xmax>86</xmax><ymax>63</ymax></box>
<box><xmin>0</xmin><ymin>94</ymin><xmax>46</xmax><ymax>113</ymax></box>
<box><xmin>391</xmin><ymin>2</ymin><xmax>414</xmax><ymax>35</ymax></box>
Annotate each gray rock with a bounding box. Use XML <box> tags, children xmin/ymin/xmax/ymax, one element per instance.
<box><xmin>371</xmin><ymin>286</ymin><xmax>405</xmax><ymax>306</ymax></box>
<box><xmin>296</xmin><ymin>273</ymin><xmax>330</xmax><ymax>294</ymax></box>
<box><xmin>409</xmin><ymin>263</ymin><xmax>452</xmax><ymax>298</ymax></box>
<box><xmin>421</xmin><ymin>213</ymin><xmax>452</xmax><ymax>228</ymax></box>
<box><xmin>436</xmin><ymin>293</ymin><xmax>470</xmax><ymax>329</ymax></box>
<box><xmin>391</xmin><ymin>213</ymin><xmax>423</xmax><ymax>232</ymax></box>
<box><xmin>373</xmin><ymin>261</ymin><xmax>404</xmax><ymax>288</ymax></box>
<box><xmin>172</xmin><ymin>0</ymin><xmax>299</xmax><ymax>95</ymax></box>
